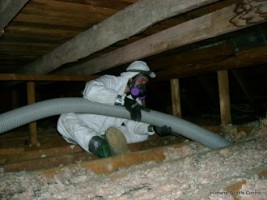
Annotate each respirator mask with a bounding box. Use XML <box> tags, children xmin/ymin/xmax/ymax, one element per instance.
<box><xmin>130</xmin><ymin>83</ymin><xmax>147</xmax><ymax>100</ymax></box>
<box><xmin>128</xmin><ymin>74</ymin><xmax>148</xmax><ymax>100</ymax></box>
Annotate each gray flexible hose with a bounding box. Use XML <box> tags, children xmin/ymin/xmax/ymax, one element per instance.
<box><xmin>0</xmin><ymin>97</ymin><xmax>231</xmax><ymax>149</ymax></box>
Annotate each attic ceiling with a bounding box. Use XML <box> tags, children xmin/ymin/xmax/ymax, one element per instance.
<box><xmin>0</xmin><ymin>0</ymin><xmax>267</xmax><ymax>120</ymax></box>
<box><xmin>0</xmin><ymin>0</ymin><xmax>266</xmax><ymax>76</ymax></box>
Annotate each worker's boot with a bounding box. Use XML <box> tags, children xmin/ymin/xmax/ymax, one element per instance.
<box><xmin>105</xmin><ymin>127</ymin><xmax>129</xmax><ymax>156</ymax></box>
<box><xmin>88</xmin><ymin>136</ymin><xmax>112</xmax><ymax>158</ymax></box>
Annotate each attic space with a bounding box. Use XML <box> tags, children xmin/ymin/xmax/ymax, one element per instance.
<box><xmin>0</xmin><ymin>0</ymin><xmax>267</xmax><ymax>199</ymax></box>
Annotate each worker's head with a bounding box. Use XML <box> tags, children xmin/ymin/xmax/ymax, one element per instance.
<box><xmin>123</xmin><ymin>61</ymin><xmax>156</xmax><ymax>100</ymax></box>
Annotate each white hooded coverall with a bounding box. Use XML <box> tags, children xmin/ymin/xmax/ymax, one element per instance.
<box><xmin>57</xmin><ymin>71</ymin><xmax>155</xmax><ymax>152</ymax></box>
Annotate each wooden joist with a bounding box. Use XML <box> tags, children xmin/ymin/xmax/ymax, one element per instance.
<box><xmin>37</xmin><ymin>135</ymin><xmax>266</xmax><ymax>197</ymax></box>
<box><xmin>3</xmin><ymin>151</ymin><xmax>93</xmax><ymax>172</ymax></box>
<box><xmin>0</xmin><ymin>0</ymin><xmax>29</xmax><ymax>37</ymax></box>
<box><xmin>0</xmin><ymin>124</ymin><xmax>254</xmax><ymax>172</ymax></box>
<box><xmin>0</xmin><ymin>73</ymin><xmax>95</xmax><ymax>81</ymax></box>
<box><xmin>1</xmin><ymin>145</ymin><xmax>84</xmax><ymax>169</ymax></box>
<box><xmin>62</xmin><ymin>2</ymin><xmax>267</xmax><ymax>75</ymax></box>
<box><xmin>159</xmin><ymin>45</ymin><xmax>267</xmax><ymax>80</ymax></box>
<box><xmin>1</xmin><ymin>134</ymin><xmax>186</xmax><ymax>172</ymax></box>
<box><xmin>2</xmin><ymin>135</ymin><xmax>266</xmax><ymax>199</ymax></box>
<box><xmin>0</xmin><ymin>147</ymin><xmax>24</xmax><ymax>156</ymax></box>
<box><xmin>39</xmin><ymin>143</ymin><xmax>187</xmax><ymax>177</ymax></box>
<box><xmin>18</xmin><ymin>0</ymin><xmax>219</xmax><ymax>74</ymax></box>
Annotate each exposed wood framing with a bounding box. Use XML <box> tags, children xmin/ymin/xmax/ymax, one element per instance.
<box><xmin>1</xmin><ymin>145</ymin><xmax>89</xmax><ymax>171</ymax></box>
<box><xmin>0</xmin><ymin>147</ymin><xmax>24</xmax><ymax>156</ymax></box>
<box><xmin>18</xmin><ymin>0</ymin><xmax>219</xmax><ymax>74</ymax></box>
<box><xmin>3</xmin><ymin>152</ymin><xmax>92</xmax><ymax>172</ymax></box>
<box><xmin>62</xmin><ymin>2</ymin><xmax>267</xmax><ymax>75</ymax></box>
<box><xmin>0</xmin><ymin>73</ymin><xmax>95</xmax><ymax>81</ymax></box>
<box><xmin>39</xmin><ymin>143</ymin><xmax>186</xmax><ymax>176</ymax></box>
<box><xmin>0</xmin><ymin>0</ymin><xmax>29</xmax><ymax>37</ymax></box>
<box><xmin>159</xmin><ymin>45</ymin><xmax>267</xmax><ymax>80</ymax></box>
<box><xmin>217</xmin><ymin>70</ymin><xmax>231</xmax><ymax>125</ymax></box>
<box><xmin>0</xmin><ymin>125</ymin><xmax>254</xmax><ymax>171</ymax></box>
<box><xmin>27</xmin><ymin>81</ymin><xmax>37</xmax><ymax>146</ymax></box>
<box><xmin>37</xmin><ymin>138</ymin><xmax>266</xmax><ymax>189</ymax></box>
<box><xmin>170</xmin><ymin>79</ymin><xmax>182</xmax><ymax>117</ymax></box>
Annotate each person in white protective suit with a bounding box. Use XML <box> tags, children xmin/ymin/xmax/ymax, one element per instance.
<box><xmin>57</xmin><ymin>61</ymin><xmax>171</xmax><ymax>158</ymax></box>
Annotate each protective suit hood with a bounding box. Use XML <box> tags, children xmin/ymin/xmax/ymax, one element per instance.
<box><xmin>120</xmin><ymin>71</ymin><xmax>140</xmax><ymax>80</ymax></box>
<box><xmin>120</xmin><ymin>60</ymin><xmax>156</xmax><ymax>80</ymax></box>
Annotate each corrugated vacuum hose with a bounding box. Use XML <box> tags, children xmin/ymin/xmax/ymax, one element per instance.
<box><xmin>0</xmin><ymin>98</ymin><xmax>231</xmax><ymax>149</ymax></box>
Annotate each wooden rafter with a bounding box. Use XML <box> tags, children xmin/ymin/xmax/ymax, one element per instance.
<box><xmin>62</xmin><ymin>1</ymin><xmax>267</xmax><ymax>75</ymax></box>
<box><xmin>158</xmin><ymin>45</ymin><xmax>267</xmax><ymax>79</ymax></box>
<box><xmin>0</xmin><ymin>73</ymin><xmax>96</xmax><ymax>81</ymax></box>
<box><xmin>18</xmin><ymin>0</ymin><xmax>219</xmax><ymax>74</ymax></box>
<box><xmin>0</xmin><ymin>0</ymin><xmax>29</xmax><ymax>37</ymax></box>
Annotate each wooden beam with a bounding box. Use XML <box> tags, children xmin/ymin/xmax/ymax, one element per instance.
<box><xmin>0</xmin><ymin>0</ymin><xmax>29</xmax><ymax>37</ymax></box>
<box><xmin>18</xmin><ymin>0</ymin><xmax>219</xmax><ymax>74</ymax></box>
<box><xmin>1</xmin><ymin>145</ymin><xmax>83</xmax><ymax>164</ymax></box>
<box><xmin>39</xmin><ymin>143</ymin><xmax>188</xmax><ymax>176</ymax></box>
<box><xmin>170</xmin><ymin>79</ymin><xmax>182</xmax><ymax>117</ymax></box>
<box><xmin>0</xmin><ymin>147</ymin><xmax>24</xmax><ymax>156</ymax></box>
<box><xmin>0</xmin><ymin>73</ymin><xmax>96</xmax><ymax>81</ymax></box>
<box><xmin>159</xmin><ymin>45</ymin><xmax>267</xmax><ymax>80</ymax></box>
<box><xmin>62</xmin><ymin>1</ymin><xmax>267</xmax><ymax>75</ymax></box>
<box><xmin>160</xmin><ymin>45</ymin><xmax>267</xmax><ymax>80</ymax></box>
<box><xmin>27</xmin><ymin>81</ymin><xmax>37</xmax><ymax>146</ymax></box>
<box><xmin>217</xmin><ymin>70</ymin><xmax>231</xmax><ymax>125</ymax></box>
<box><xmin>3</xmin><ymin>152</ymin><xmax>93</xmax><ymax>172</ymax></box>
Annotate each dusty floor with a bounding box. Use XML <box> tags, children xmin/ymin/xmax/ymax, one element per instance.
<box><xmin>0</xmin><ymin>119</ymin><xmax>267</xmax><ymax>200</ymax></box>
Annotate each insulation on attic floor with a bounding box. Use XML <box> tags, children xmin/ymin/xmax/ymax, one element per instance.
<box><xmin>0</xmin><ymin>119</ymin><xmax>267</xmax><ymax>200</ymax></box>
